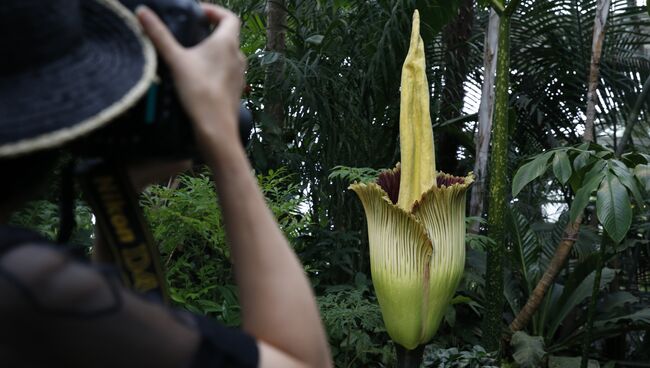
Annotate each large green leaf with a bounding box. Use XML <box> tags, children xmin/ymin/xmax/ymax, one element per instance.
<box><xmin>573</xmin><ymin>151</ymin><xmax>594</xmax><ymax>172</ymax></box>
<box><xmin>512</xmin><ymin>152</ymin><xmax>554</xmax><ymax>197</ymax></box>
<box><xmin>569</xmin><ymin>170</ymin><xmax>605</xmax><ymax>222</ymax></box>
<box><xmin>552</xmin><ymin>151</ymin><xmax>572</xmax><ymax>185</ymax></box>
<box><xmin>634</xmin><ymin>164</ymin><xmax>650</xmax><ymax>191</ymax></box>
<box><xmin>609</xmin><ymin>160</ymin><xmax>645</xmax><ymax>207</ymax></box>
<box><xmin>593</xmin><ymin>307</ymin><xmax>650</xmax><ymax>329</ymax></box>
<box><xmin>511</xmin><ymin>331</ymin><xmax>546</xmax><ymax>368</ymax></box>
<box><xmin>599</xmin><ymin>291</ymin><xmax>639</xmax><ymax>314</ymax></box>
<box><xmin>596</xmin><ymin>171</ymin><xmax>633</xmax><ymax>243</ymax></box>
<box><xmin>507</xmin><ymin>207</ymin><xmax>542</xmax><ymax>289</ymax></box>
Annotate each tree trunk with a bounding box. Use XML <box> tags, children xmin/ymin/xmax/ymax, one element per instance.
<box><xmin>508</xmin><ymin>0</ymin><xmax>611</xmax><ymax>336</ymax></box>
<box><xmin>469</xmin><ymin>9</ymin><xmax>500</xmax><ymax>234</ymax></box>
<box><xmin>583</xmin><ymin>0</ymin><xmax>611</xmax><ymax>142</ymax></box>
<box><xmin>261</xmin><ymin>0</ymin><xmax>287</xmax><ymax>171</ymax></box>
<box><xmin>482</xmin><ymin>10</ymin><xmax>511</xmax><ymax>353</ymax></box>
<box><xmin>437</xmin><ymin>0</ymin><xmax>474</xmax><ymax>176</ymax></box>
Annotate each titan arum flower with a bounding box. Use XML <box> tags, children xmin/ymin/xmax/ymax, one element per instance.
<box><xmin>350</xmin><ymin>11</ymin><xmax>473</xmax><ymax>351</ymax></box>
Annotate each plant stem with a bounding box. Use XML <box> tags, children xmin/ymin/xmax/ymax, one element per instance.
<box><xmin>395</xmin><ymin>344</ymin><xmax>425</xmax><ymax>368</ymax></box>
<box><xmin>580</xmin><ymin>232</ymin><xmax>610</xmax><ymax>368</ymax></box>
<box><xmin>482</xmin><ymin>11</ymin><xmax>511</xmax><ymax>353</ymax></box>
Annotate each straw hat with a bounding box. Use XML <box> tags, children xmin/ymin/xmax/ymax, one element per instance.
<box><xmin>0</xmin><ymin>0</ymin><xmax>156</xmax><ymax>158</ymax></box>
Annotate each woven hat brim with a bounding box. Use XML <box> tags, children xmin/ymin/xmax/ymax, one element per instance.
<box><xmin>0</xmin><ymin>0</ymin><xmax>156</xmax><ymax>158</ymax></box>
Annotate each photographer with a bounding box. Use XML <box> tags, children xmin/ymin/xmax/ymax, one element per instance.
<box><xmin>0</xmin><ymin>1</ymin><xmax>332</xmax><ymax>367</ymax></box>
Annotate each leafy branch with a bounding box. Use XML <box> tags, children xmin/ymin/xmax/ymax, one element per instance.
<box><xmin>512</xmin><ymin>143</ymin><xmax>648</xmax><ymax>243</ymax></box>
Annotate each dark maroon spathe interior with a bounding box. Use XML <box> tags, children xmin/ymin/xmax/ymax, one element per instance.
<box><xmin>377</xmin><ymin>168</ymin><xmax>401</xmax><ymax>204</ymax></box>
<box><xmin>376</xmin><ymin>167</ymin><xmax>465</xmax><ymax>205</ymax></box>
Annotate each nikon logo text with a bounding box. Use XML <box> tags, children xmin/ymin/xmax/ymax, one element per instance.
<box><xmin>95</xmin><ymin>176</ymin><xmax>135</xmax><ymax>243</ymax></box>
<box><xmin>94</xmin><ymin>175</ymin><xmax>158</xmax><ymax>292</ymax></box>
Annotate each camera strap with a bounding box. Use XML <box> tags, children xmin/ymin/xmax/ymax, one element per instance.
<box><xmin>75</xmin><ymin>159</ymin><xmax>169</xmax><ymax>304</ymax></box>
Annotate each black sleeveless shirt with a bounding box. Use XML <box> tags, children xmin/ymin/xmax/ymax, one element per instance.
<box><xmin>0</xmin><ymin>225</ymin><xmax>259</xmax><ymax>368</ymax></box>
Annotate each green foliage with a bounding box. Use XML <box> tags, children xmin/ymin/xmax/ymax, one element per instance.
<box><xmin>505</xmin><ymin>202</ymin><xmax>650</xmax><ymax>357</ymax></box>
<box><xmin>141</xmin><ymin>172</ymin><xmax>235</xmax><ymax>322</ymax></box>
<box><xmin>415</xmin><ymin>0</ymin><xmax>464</xmax><ymax>43</ymax></box>
<box><xmin>328</xmin><ymin>166</ymin><xmax>380</xmax><ymax>184</ymax></box>
<box><xmin>140</xmin><ymin>168</ymin><xmax>309</xmax><ymax>323</ymax></box>
<box><xmin>506</xmin><ymin>0</ymin><xmax>650</xmax><ymax>156</ymax></box>
<box><xmin>317</xmin><ymin>279</ymin><xmax>393</xmax><ymax>367</ymax></box>
<box><xmin>512</xmin><ymin>151</ymin><xmax>555</xmax><ymax>197</ymax></box>
<box><xmin>546</xmin><ymin>265</ymin><xmax>616</xmax><ymax>339</ymax></box>
<box><xmin>422</xmin><ymin>345</ymin><xmax>498</xmax><ymax>368</ymax></box>
<box><xmin>596</xmin><ymin>171</ymin><xmax>632</xmax><ymax>243</ymax></box>
<box><xmin>256</xmin><ymin>168</ymin><xmax>311</xmax><ymax>241</ymax></box>
<box><xmin>634</xmin><ymin>164</ymin><xmax>650</xmax><ymax>191</ymax></box>
<box><xmin>9</xmin><ymin>199</ymin><xmax>94</xmax><ymax>249</ymax></box>
<box><xmin>511</xmin><ymin>144</ymin><xmax>649</xmax><ymax>242</ymax></box>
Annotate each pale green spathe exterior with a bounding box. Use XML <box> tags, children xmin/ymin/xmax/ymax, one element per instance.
<box><xmin>350</xmin><ymin>173</ymin><xmax>473</xmax><ymax>349</ymax></box>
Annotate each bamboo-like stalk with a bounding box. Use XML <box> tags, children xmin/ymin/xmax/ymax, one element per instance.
<box><xmin>482</xmin><ymin>9</ymin><xmax>511</xmax><ymax>353</ymax></box>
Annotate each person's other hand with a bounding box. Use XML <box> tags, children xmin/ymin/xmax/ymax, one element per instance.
<box><xmin>136</xmin><ymin>4</ymin><xmax>246</xmax><ymax>154</ymax></box>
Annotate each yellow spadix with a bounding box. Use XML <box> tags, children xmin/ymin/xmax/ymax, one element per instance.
<box><xmin>350</xmin><ymin>10</ymin><xmax>473</xmax><ymax>350</ymax></box>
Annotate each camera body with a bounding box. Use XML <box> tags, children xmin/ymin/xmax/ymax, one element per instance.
<box><xmin>75</xmin><ymin>0</ymin><xmax>252</xmax><ymax>159</ymax></box>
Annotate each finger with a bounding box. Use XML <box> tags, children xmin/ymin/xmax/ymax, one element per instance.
<box><xmin>200</xmin><ymin>4</ymin><xmax>241</xmax><ymax>38</ymax></box>
<box><xmin>136</xmin><ymin>6</ymin><xmax>183</xmax><ymax>65</ymax></box>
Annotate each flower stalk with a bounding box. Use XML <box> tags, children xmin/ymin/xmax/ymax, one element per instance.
<box><xmin>482</xmin><ymin>11</ymin><xmax>511</xmax><ymax>352</ymax></box>
<box><xmin>396</xmin><ymin>344</ymin><xmax>425</xmax><ymax>368</ymax></box>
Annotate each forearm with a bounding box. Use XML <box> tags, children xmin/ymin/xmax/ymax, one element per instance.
<box><xmin>204</xmin><ymin>136</ymin><xmax>331</xmax><ymax>367</ymax></box>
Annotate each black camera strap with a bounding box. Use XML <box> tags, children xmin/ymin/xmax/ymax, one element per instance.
<box><xmin>57</xmin><ymin>162</ymin><xmax>77</xmax><ymax>245</ymax></box>
<box><xmin>75</xmin><ymin>159</ymin><xmax>169</xmax><ymax>304</ymax></box>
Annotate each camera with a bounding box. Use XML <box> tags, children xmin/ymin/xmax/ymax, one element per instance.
<box><xmin>74</xmin><ymin>0</ymin><xmax>253</xmax><ymax>159</ymax></box>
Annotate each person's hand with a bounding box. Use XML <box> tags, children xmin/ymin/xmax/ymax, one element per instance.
<box><xmin>136</xmin><ymin>4</ymin><xmax>246</xmax><ymax>153</ymax></box>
